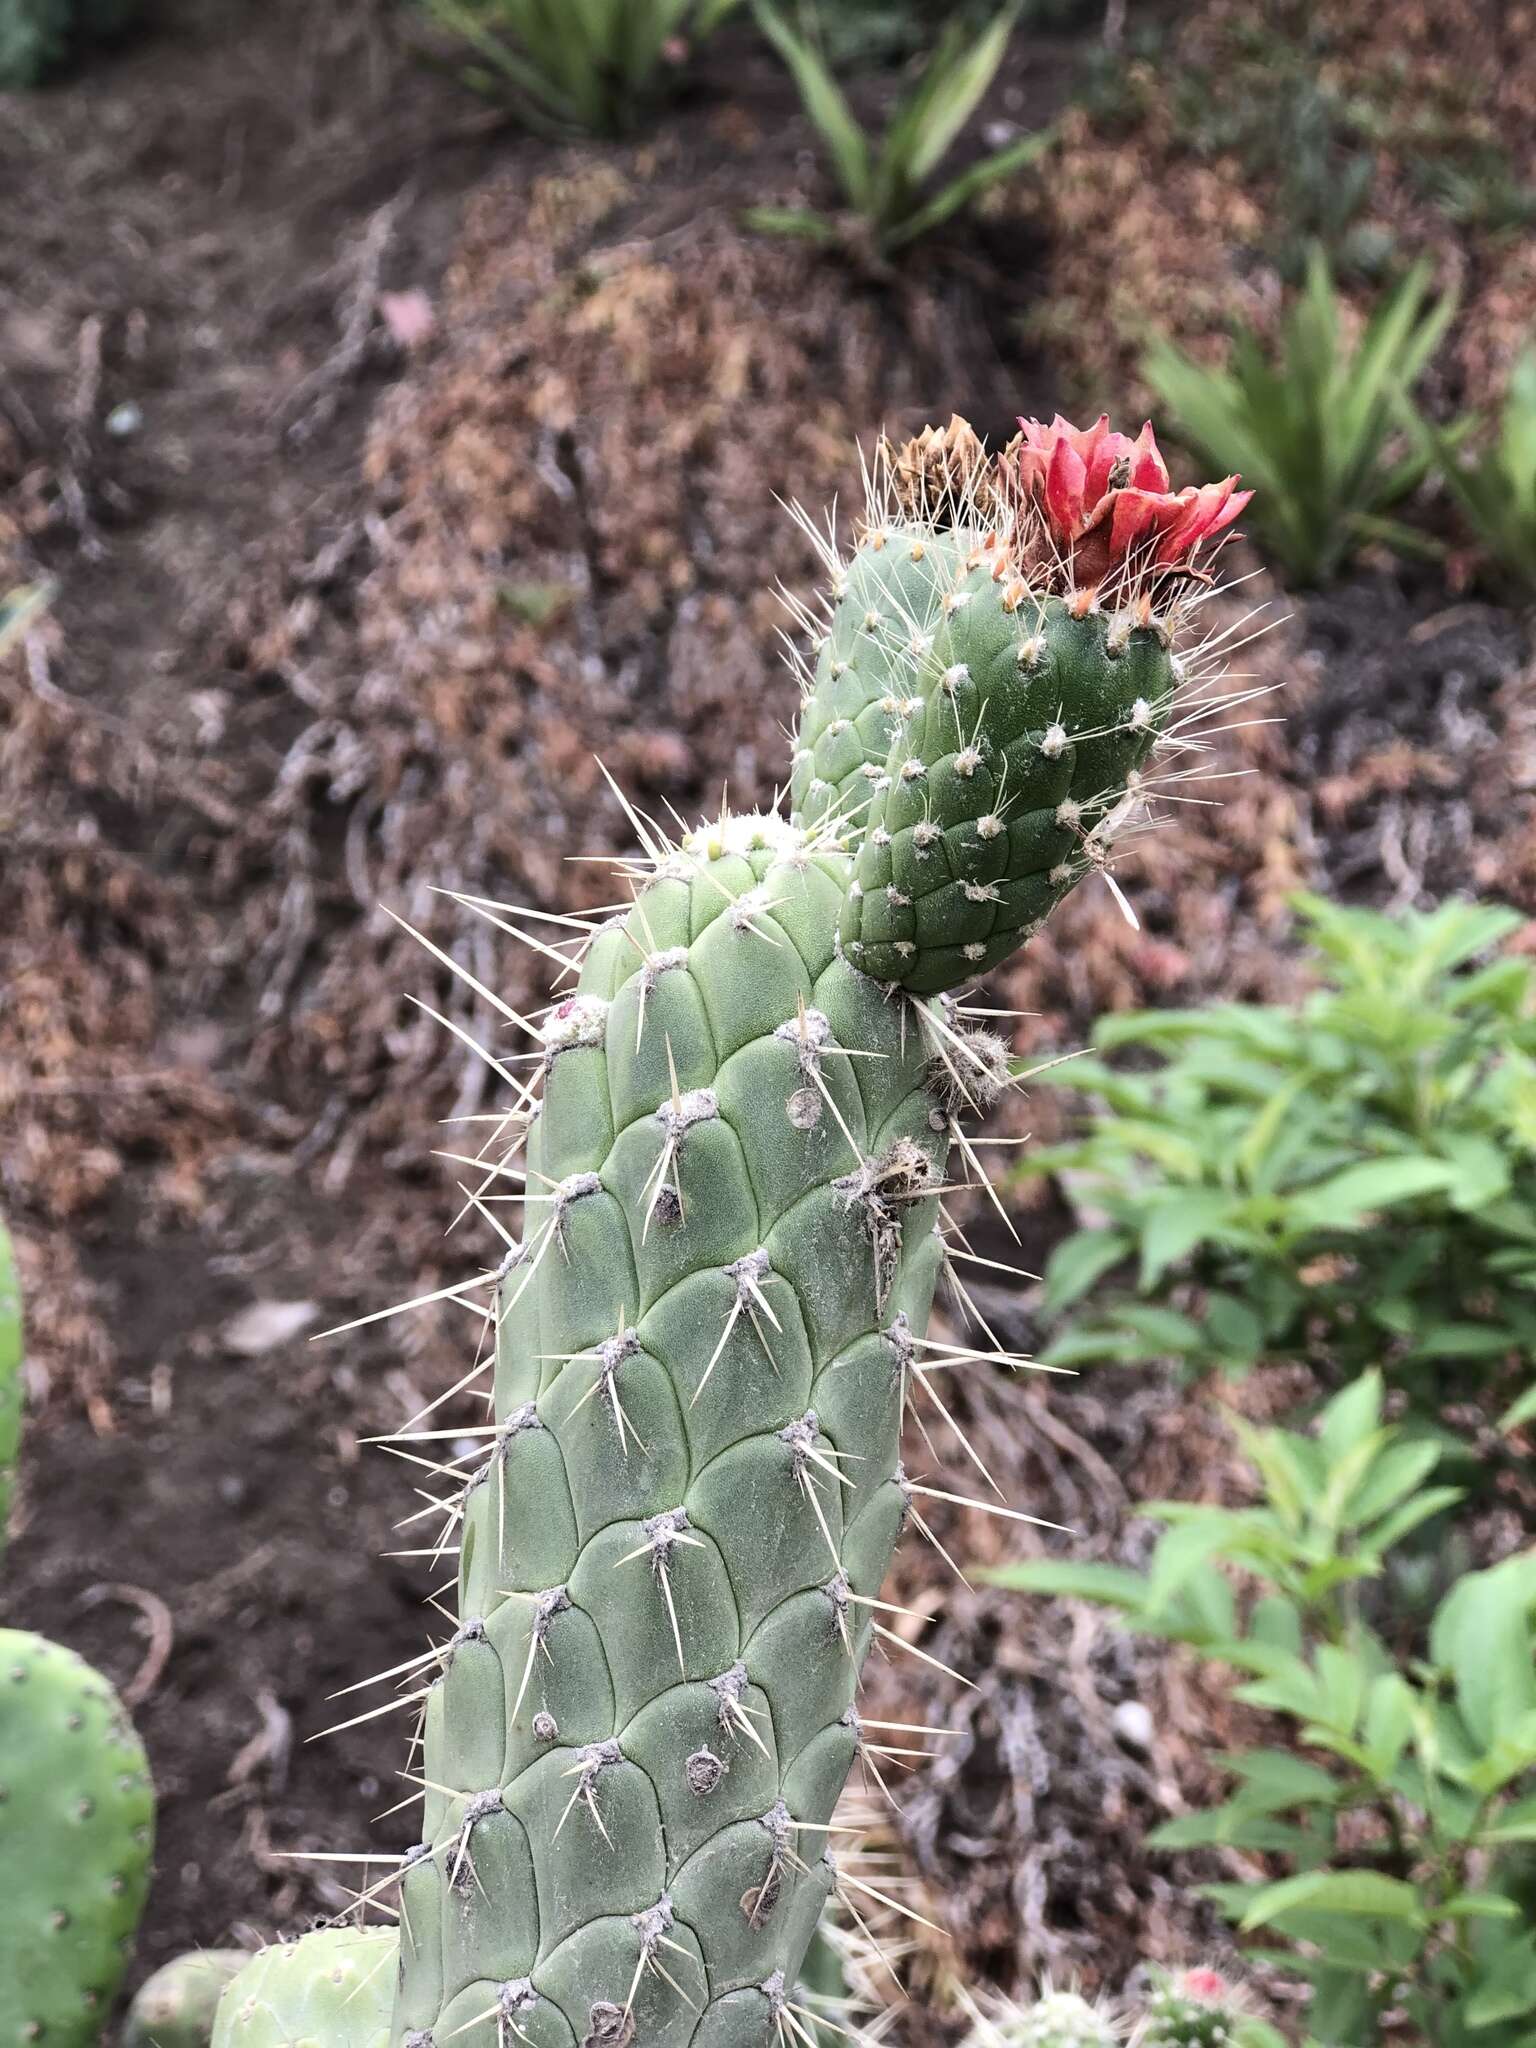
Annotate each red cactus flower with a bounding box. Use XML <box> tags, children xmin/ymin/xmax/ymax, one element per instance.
<box><xmin>1180</xmin><ymin>1968</ymin><xmax>1231</xmax><ymax>2005</ymax></box>
<box><xmin>1013</xmin><ymin>412</ymin><xmax>1251</xmax><ymax>588</ymax></box>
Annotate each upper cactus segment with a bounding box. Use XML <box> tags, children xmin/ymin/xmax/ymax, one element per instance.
<box><xmin>788</xmin><ymin>412</ymin><xmax>1250</xmax><ymax>996</ymax></box>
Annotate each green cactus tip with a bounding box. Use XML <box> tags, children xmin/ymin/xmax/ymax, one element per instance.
<box><xmin>125</xmin><ymin>1951</ymin><xmax>253</xmax><ymax>2048</ymax></box>
<box><xmin>1141</xmin><ymin>1967</ymin><xmax>1247</xmax><ymax>2047</ymax></box>
<box><xmin>972</xmin><ymin>1983</ymin><xmax>1122</xmax><ymax>2048</ymax></box>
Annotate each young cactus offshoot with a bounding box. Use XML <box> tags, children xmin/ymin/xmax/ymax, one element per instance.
<box><xmin>214</xmin><ymin>412</ymin><xmax>1249</xmax><ymax>2048</ymax></box>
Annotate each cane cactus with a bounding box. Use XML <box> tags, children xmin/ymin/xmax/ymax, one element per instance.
<box><xmin>0</xmin><ymin>1221</ymin><xmax>157</xmax><ymax>2048</ymax></box>
<box><xmin>212</xmin><ymin>412</ymin><xmax>1248</xmax><ymax>2048</ymax></box>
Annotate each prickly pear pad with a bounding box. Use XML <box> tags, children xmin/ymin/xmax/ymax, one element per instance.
<box><xmin>212</xmin><ymin>1929</ymin><xmax>396</xmax><ymax>2048</ymax></box>
<box><xmin>0</xmin><ymin>1629</ymin><xmax>154</xmax><ymax>2048</ymax></box>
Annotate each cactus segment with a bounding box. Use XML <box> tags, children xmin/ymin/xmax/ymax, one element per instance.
<box><xmin>211</xmin><ymin>1931</ymin><xmax>397</xmax><ymax>2048</ymax></box>
<box><xmin>125</xmin><ymin>1952</ymin><xmax>252</xmax><ymax>2048</ymax></box>
<box><xmin>835</xmin><ymin>587</ymin><xmax>1171</xmax><ymax>993</ymax></box>
<box><xmin>783</xmin><ymin>414</ymin><xmax>1243</xmax><ymax>997</ymax></box>
<box><xmin>278</xmin><ymin>411</ymin><xmax>1249</xmax><ymax>2048</ymax></box>
<box><xmin>0</xmin><ymin>1629</ymin><xmax>155</xmax><ymax>2048</ymax></box>
<box><xmin>0</xmin><ymin>1219</ymin><xmax>20</xmax><ymax>1555</ymax></box>
<box><xmin>396</xmin><ymin>823</ymin><xmax>946</xmax><ymax>2048</ymax></box>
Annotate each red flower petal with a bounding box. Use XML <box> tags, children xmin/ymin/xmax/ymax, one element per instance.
<box><xmin>1152</xmin><ymin>478</ymin><xmax>1251</xmax><ymax>565</ymax></box>
<box><xmin>1044</xmin><ymin>434</ymin><xmax>1088</xmax><ymax>540</ymax></box>
<box><xmin>1127</xmin><ymin>420</ymin><xmax>1170</xmax><ymax>492</ymax></box>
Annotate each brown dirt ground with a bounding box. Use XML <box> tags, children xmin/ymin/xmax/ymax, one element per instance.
<box><xmin>1</xmin><ymin>2</ymin><xmax>1533</xmax><ymax>2039</ymax></box>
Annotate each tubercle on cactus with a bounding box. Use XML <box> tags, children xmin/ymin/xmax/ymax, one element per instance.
<box><xmin>210</xmin><ymin>412</ymin><xmax>1252</xmax><ymax>2048</ymax></box>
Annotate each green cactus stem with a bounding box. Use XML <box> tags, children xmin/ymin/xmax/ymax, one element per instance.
<box><xmin>0</xmin><ymin>1629</ymin><xmax>155</xmax><ymax>2048</ymax></box>
<box><xmin>126</xmin><ymin>1952</ymin><xmax>252</xmax><ymax>2048</ymax></box>
<box><xmin>212</xmin><ymin>1931</ymin><xmax>397</xmax><ymax>2048</ymax></box>
<box><xmin>273</xmin><ymin>410</ymin><xmax>1248</xmax><ymax>2048</ymax></box>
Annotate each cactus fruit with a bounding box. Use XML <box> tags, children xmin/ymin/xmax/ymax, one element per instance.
<box><xmin>212</xmin><ymin>1931</ymin><xmax>397</xmax><ymax>2048</ymax></box>
<box><xmin>126</xmin><ymin>1952</ymin><xmax>253</xmax><ymax>2048</ymax></box>
<box><xmin>268</xmin><ymin>411</ymin><xmax>1246</xmax><ymax>2048</ymax></box>
<box><xmin>0</xmin><ymin>1219</ymin><xmax>19</xmax><ymax>1555</ymax></box>
<box><xmin>1139</xmin><ymin>1968</ymin><xmax>1245</xmax><ymax>2047</ymax></box>
<box><xmin>0</xmin><ymin>1629</ymin><xmax>155</xmax><ymax>2046</ymax></box>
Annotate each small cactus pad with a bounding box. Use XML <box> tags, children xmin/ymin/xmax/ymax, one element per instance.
<box><xmin>0</xmin><ymin>1628</ymin><xmax>155</xmax><ymax>2048</ymax></box>
<box><xmin>125</xmin><ymin>1952</ymin><xmax>252</xmax><ymax>2048</ymax></box>
<box><xmin>0</xmin><ymin>1219</ymin><xmax>20</xmax><ymax>1554</ymax></box>
<box><xmin>212</xmin><ymin>1931</ymin><xmax>396</xmax><ymax>2048</ymax></box>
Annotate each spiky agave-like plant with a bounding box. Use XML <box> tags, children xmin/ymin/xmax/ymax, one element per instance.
<box><xmin>212</xmin><ymin>413</ymin><xmax>1251</xmax><ymax>2048</ymax></box>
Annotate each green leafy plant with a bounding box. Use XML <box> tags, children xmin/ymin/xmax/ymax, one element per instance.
<box><xmin>749</xmin><ymin>1</ymin><xmax>1051</xmax><ymax>253</ymax></box>
<box><xmin>418</xmin><ymin>0</ymin><xmax>741</xmax><ymax>136</ymax></box>
<box><xmin>987</xmin><ymin>1374</ymin><xmax>1536</xmax><ymax>2047</ymax></box>
<box><xmin>1143</xmin><ymin>248</ymin><xmax>1455</xmax><ymax>585</ymax></box>
<box><xmin>1019</xmin><ymin>895</ymin><xmax>1536</xmax><ymax>1474</ymax></box>
<box><xmin>1417</xmin><ymin>347</ymin><xmax>1536</xmax><ymax>597</ymax></box>
<box><xmin>0</xmin><ymin>0</ymin><xmax>138</xmax><ymax>86</ymax></box>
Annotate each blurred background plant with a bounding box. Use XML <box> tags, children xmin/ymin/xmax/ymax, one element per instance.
<box><xmin>415</xmin><ymin>0</ymin><xmax>742</xmax><ymax>135</ymax></box>
<box><xmin>1415</xmin><ymin>348</ymin><xmax>1536</xmax><ymax>599</ymax></box>
<box><xmin>1015</xmin><ymin>896</ymin><xmax>1536</xmax><ymax>1485</ymax></box>
<box><xmin>988</xmin><ymin>1376</ymin><xmax>1536</xmax><ymax>2048</ymax></box>
<box><xmin>1143</xmin><ymin>251</ymin><xmax>1455</xmax><ymax>587</ymax></box>
<box><xmin>0</xmin><ymin>0</ymin><xmax>138</xmax><ymax>85</ymax></box>
<box><xmin>748</xmin><ymin>0</ymin><xmax>1052</xmax><ymax>253</ymax></box>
